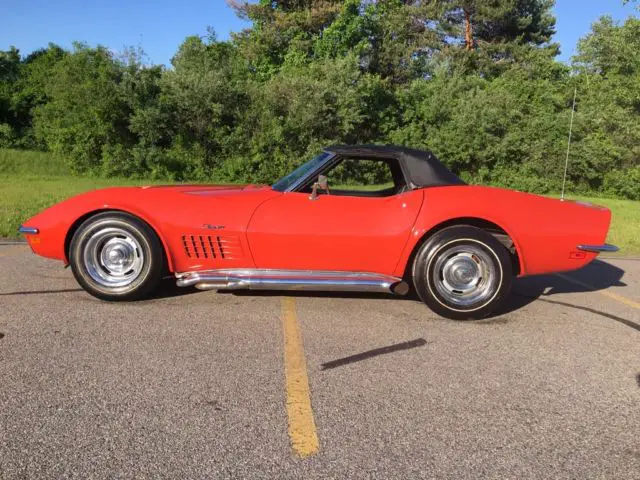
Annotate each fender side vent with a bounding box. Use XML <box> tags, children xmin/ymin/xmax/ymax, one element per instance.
<box><xmin>181</xmin><ymin>234</ymin><xmax>242</xmax><ymax>260</ymax></box>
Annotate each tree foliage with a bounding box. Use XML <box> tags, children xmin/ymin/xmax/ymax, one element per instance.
<box><xmin>0</xmin><ymin>1</ymin><xmax>638</xmax><ymax>198</ymax></box>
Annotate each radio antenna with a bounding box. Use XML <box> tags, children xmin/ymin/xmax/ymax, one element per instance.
<box><xmin>560</xmin><ymin>87</ymin><xmax>577</xmax><ymax>201</ymax></box>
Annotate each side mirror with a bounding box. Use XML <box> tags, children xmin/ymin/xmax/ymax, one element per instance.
<box><xmin>309</xmin><ymin>175</ymin><xmax>330</xmax><ymax>200</ymax></box>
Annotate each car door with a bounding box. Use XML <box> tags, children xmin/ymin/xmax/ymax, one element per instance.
<box><xmin>246</xmin><ymin>189</ymin><xmax>424</xmax><ymax>275</ymax></box>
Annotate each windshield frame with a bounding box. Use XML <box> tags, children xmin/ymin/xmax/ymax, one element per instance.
<box><xmin>271</xmin><ymin>151</ymin><xmax>335</xmax><ymax>192</ymax></box>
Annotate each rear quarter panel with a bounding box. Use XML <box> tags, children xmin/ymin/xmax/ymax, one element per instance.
<box><xmin>393</xmin><ymin>186</ymin><xmax>611</xmax><ymax>277</ymax></box>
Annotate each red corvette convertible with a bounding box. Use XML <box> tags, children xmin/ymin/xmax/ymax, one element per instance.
<box><xmin>19</xmin><ymin>145</ymin><xmax>617</xmax><ymax>319</ymax></box>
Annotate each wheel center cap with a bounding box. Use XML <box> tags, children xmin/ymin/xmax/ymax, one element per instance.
<box><xmin>442</xmin><ymin>255</ymin><xmax>481</xmax><ymax>292</ymax></box>
<box><xmin>432</xmin><ymin>247</ymin><xmax>497</xmax><ymax>308</ymax></box>
<box><xmin>101</xmin><ymin>238</ymin><xmax>136</xmax><ymax>273</ymax></box>
<box><xmin>456</xmin><ymin>267</ymin><xmax>474</xmax><ymax>283</ymax></box>
<box><xmin>108</xmin><ymin>249</ymin><xmax>125</xmax><ymax>263</ymax></box>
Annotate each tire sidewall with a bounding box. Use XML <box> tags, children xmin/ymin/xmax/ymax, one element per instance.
<box><xmin>412</xmin><ymin>226</ymin><xmax>513</xmax><ymax>320</ymax></box>
<box><xmin>70</xmin><ymin>213</ymin><xmax>163</xmax><ymax>301</ymax></box>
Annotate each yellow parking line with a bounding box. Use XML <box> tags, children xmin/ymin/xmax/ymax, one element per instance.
<box><xmin>556</xmin><ymin>273</ymin><xmax>640</xmax><ymax>310</ymax></box>
<box><xmin>281</xmin><ymin>297</ymin><xmax>319</xmax><ymax>457</ymax></box>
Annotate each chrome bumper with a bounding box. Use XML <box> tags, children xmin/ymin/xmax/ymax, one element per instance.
<box><xmin>577</xmin><ymin>243</ymin><xmax>619</xmax><ymax>253</ymax></box>
<box><xmin>18</xmin><ymin>225</ymin><xmax>39</xmax><ymax>234</ymax></box>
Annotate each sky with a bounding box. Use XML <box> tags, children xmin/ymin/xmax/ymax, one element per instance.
<box><xmin>1</xmin><ymin>0</ymin><xmax>638</xmax><ymax>66</ymax></box>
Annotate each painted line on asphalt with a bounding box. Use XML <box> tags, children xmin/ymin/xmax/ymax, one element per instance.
<box><xmin>556</xmin><ymin>273</ymin><xmax>640</xmax><ymax>310</ymax></box>
<box><xmin>281</xmin><ymin>297</ymin><xmax>319</xmax><ymax>457</ymax></box>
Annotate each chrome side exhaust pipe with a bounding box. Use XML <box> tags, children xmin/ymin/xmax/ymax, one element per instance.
<box><xmin>176</xmin><ymin>269</ymin><xmax>409</xmax><ymax>295</ymax></box>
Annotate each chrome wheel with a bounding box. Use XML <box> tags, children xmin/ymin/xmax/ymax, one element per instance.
<box><xmin>431</xmin><ymin>244</ymin><xmax>498</xmax><ymax>307</ymax></box>
<box><xmin>82</xmin><ymin>227</ymin><xmax>145</xmax><ymax>289</ymax></box>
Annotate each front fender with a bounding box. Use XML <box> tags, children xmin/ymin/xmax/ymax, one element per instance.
<box><xmin>22</xmin><ymin>185</ymin><xmax>282</xmax><ymax>273</ymax></box>
<box><xmin>22</xmin><ymin>188</ymin><xmax>175</xmax><ymax>270</ymax></box>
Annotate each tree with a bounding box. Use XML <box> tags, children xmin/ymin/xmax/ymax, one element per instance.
<box><xmin>228</xmin><ymin>0</ymin><xmax>343</xmax><ymax>31</ymax></box>
<box><xmin>569</xmin><ymin>16</ymin><xmax>640</xmax><ymax>196</ymax></box>
<box><xmin>0</xmin><ymin>47</ymin><xmax>21</xmax><ymax>145</ymax></box>
<box><xmin>10</xmin><ymin>44</ymin><xmax>66</xmax><ymax>147</ymax></box>
<box><xmin>433</xmin><ymin>0</ymin><xmax>558</xmax><ymax>76</ymax></box>
<box><xmin>156</xmin><ymin>34</ymin><xmax>249</xmax><ymax>179</ymax></box>
<box><xmin>1</xmin><ymin>0</ymin><xmax>639</xmax><ymax>199</ymax></box>
<box><xmin>33</xmin><ymin>43</ymin><xmax>130</xmax><ymax>173</ymax></box>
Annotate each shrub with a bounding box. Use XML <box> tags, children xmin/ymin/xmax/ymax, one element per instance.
<box><xmin>602</xmin><ymin>167</ymin><xmax>640</xmax><ymax>200</ymax></box>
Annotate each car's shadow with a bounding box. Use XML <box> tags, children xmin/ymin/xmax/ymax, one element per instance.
<box><xmin>235</xmin><ymin>261</ymin><xmax>637</xmax><ymax>330</ymax></box>
<box><xmin>503</xmin><ymin>260</ymin><xmax>639</xmax><ymax>332</ymax></box>
<box><xmin>503</xmin><ymin>259</ymin><xmax>627</xmax><ymax>314</ymax></box>
<box><xmin>226</xmin><ymin>260</ymin><xmax>627</xmax><ymax>305</ymax></box>
<box><xmin>147</xmin><ymin>261</ymin><xmax>636</xmax><ymax>330</ymax></box>
<box><xmin>2</xmin><ymin>262</ymin><xmax>631</xmax><ymax>333</ymax></box>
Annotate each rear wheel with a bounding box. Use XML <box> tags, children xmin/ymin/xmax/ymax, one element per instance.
<box><xmin>412</xmin><ymin>226</ymin><xmax>512</xmax><ymax>320</ymax></box>
<box><xmin>69</xmin><ymin>212</ymin><xmax>164</xmax><ymax>301</ymax></box>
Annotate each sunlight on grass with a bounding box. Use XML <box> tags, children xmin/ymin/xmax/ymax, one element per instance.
<box><xmin>566</xmin><ymin>194</ymin><xmax>640</xmax><ymax>256</ymax></box>
<box><xmin>0</xmin><ymin>175</ymin><xmax>166</xmax><ymax>238</ymax></box>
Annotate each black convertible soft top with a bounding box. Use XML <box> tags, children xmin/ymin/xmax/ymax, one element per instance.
<box><xmin>324</xmin><ymin>144</ymin><xmax>465</xmax><ymax>188</ymax></box>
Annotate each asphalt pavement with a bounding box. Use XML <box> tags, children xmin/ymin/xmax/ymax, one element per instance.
<box><xmin>1</xmin><ymin>243</ymin><xmax>639</xmax><ymax>479</ymax></box>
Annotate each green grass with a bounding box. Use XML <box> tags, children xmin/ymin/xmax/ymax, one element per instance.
<box><xmin>560</xmin><ymin>194</ymin><xmax>640</xmax><ymax>256</ymax></box>
<box><xmin>0</xmin><ymin>148</ymin><xmax>70</xmax><ymax>176</ymax></box>
<box><xmin>1</xmin><ymin>149</ymin><xmax>638</xmax><ymax>254</ymax></box>
<box><xmin>0</xmin><ymin>148</ymin><xmax>166</xmax><ymax>238</ymax></box>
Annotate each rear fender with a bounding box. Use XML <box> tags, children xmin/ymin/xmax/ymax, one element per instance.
<box><xmin>394</xmin><ymin>215</ymin><xmax>523</xmax><ymax>278</ymax></box>
<box><xmin>393</xmin><ymin>186</ymin><xmax>611</xmax><ymax>278</ymax></box>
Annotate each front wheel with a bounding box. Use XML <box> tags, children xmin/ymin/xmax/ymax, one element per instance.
<box><xmin>412</xmin><ymin>226</ymin><xmax>513</xmax><ymax>320</ymax></box>
<box><xmin>69</xmin><ymin>212</ymin><xmax>164</xmax><ymax>301</ymax></box>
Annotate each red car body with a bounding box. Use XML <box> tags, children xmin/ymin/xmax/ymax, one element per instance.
<box><xmin>22</xmin><ymin>182</ymin><xmax>611</xmax><ymax>278</ymax></box>
<box><xmin>19</xmin><ymin>145</ymin><xmax>617</xmax><ymax>321</ymax></box>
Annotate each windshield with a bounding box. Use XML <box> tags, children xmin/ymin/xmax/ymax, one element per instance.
<box><xmin>272</xmin><ymin>152</ymin><xmax>332</xmax><ymax>192</ymax></box>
